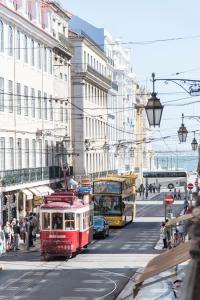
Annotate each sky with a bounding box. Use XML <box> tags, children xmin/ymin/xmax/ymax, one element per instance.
<box><xmin>60</xmin><ymin>0</ymin><xmax>200</xmax><ymax>155</ymax></box>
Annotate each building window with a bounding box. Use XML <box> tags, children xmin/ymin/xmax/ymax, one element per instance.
<box><xmin>32</xmin><ymin>139</ymin><xmax>36</xmax><ymax>167</ymax></box>
<box><xmin>0</xmin><ymin>77</ymin><xmax>4</xmax><ymax>111</ymax></box>
<box><xmin>24</xmin><ymin>85</ymin><xmax>28</xmax><ymax>116</ymax></box>
<box><xmin>9</xmin><ymin>137</ymin><xmax>14</xmax><ymax>169</ymax></box>
<box><xmin>8</xmin><ymin>25</ymin><xmax>13</xmax><ymax>56</ymax></box>
<box><xmin>64</xmin><ymin>74</ymin><xmax>67</xmax><ymax>81</ymax></box>
<box><xmin>44</xmin><ymin>47</ymin><xmax>47</xmax><ymax>72</ymax></box>
<box><xmin>0</xmin><ymin>20</ymin><xmax>4</xmax><ymax>52</ymax></box>
<box><xmin>31</xmin><ymin>39</ymin><xmax>34</xmax><ymax>66</ymax></box>
<box><xmin>65</xmin><ymin>107</ymin><xmax>68</xmax><ymax>122</ymax></box>
<box><xmin>60</xmin><ymin>103</ymin><xmax>63</xmax><ymax>122</ymax></box>
<box><xmin>8</xmin><ymin>80</ymin><xmax>13</xmax><ymax>113</ymax></box>
<box><xmin>16</xmin><ymin>82</ymin><xmax>21</xmax><ymax>115</ymax></box>
<box><xmin>25</xmin><ymin>138</ymin><xmax>29</xmax><ymax>168</ymax></box>
<box><xmin>45</xmin><ymin>140</ymin><xmax>48</xmax><ymax>167</ymax></box>
<box><xmin>38</xmin><ymin>43</ymin><xmax>41</xmax><ymax>69</ymax></box>
<box><xmin>59</xmin><ymin>72</ymin><xmax>63</xmax><ymax>80</ymax></box>
<box><xmin>0</xmin><ymin>137</ymin><xmax>5</xmax><ymax>171</ymax></box>
<box><xmin>31</xmin><ymin>88</ymin><xmax>35</xmax><ymax>117</ymax></box>
<box><xmin>38</xmin><ymin>90</ymin><xmax>42</xmax><ymax>119</ymax></box>
<box><xmin>38</xmin><ymin>139</ymin><xmax>42</xmax><ymax>167</ymax></box>
<box><xmin>44</xmin><ymin>92</ymin><xmax>47</xmax><ymax>120</ymax></box>
<box><xmin>24</xmin><ymin>35</ymin><xmax>28</xmax><ymax>63</ymax></box>
<box><xmin>49</xmin><ymin>95</ymin><xmax>53</xmax><ymax>121</ymax></box>
<box><xmin>17</xmin><ymin>138</ymin><xmax>22</xmax><ymax>169</ymax></box>
<box><xmin>16</xmin><ymin>30</ymin><xmax>20</xmax><ymax>60</ymax></box>
<box><xmin>49</xmin><ymin>49</ymin><xmax>52</xmax><ymax>74</ymax></box>
<box><xmin>51</xmin><ymin>141</ymin><xmax>54</xmax><ymax>166</ymax></box>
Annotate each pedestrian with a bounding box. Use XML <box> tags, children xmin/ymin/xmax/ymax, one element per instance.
<box><xmin>177</xmin><ymin>189</ymin><xmax>181</xmax><ymax>200</ymax></box>
<box><xmin>183</xmin><ymin>198</ymin><xmax>189</xmax><ymax>214</ymax></box>
<box><xmin>13</xmin><ymin>220</ymin><xmax>20</xmax><ymax>251</ymax></box>
<box><xmin>176</xmin><ymin>222</ymin><xmax>184</xmax><ymax>242</ymax></box>
<box><xmin>4</xmin><ymin>222</ymin><xmax>12</xmax><ymax>251</ymax></box>
<box><xmin>0</xmin><ymin>225</ymin><xmax>6</xmax><ymax>255</ymax></box>
<box><xmin>160</xmin><ymin>222</ymin><xmax>167</xmax><ymax>249</ymax></box>
<box><xmin>174</xmin><ymin>188</ymin><xmax>177</xmax><ymax>200</ymax></box>
<box><xmin>153</xmin><ymin>183</ymin><xmax>156</xmax><ymax>193</ymax></box>
<box><xmin>172</xmin><ymin>230</ymin><xmax>181</xmax><ymax>248</ymax></box>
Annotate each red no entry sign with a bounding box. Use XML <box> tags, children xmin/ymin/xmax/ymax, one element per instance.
<box><xmin>164</xmin><ymin>195</ymin><xmax>174</xmax><ymax>205</ymax></box>
<box><xmin>187</xmin><ymin>183</ymin><xmax>194</xmax><ymax>190</ymax></box>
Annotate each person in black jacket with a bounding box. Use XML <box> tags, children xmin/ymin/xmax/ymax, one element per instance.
<box><xmin>13</xmin><ymin>220</ymin><xmax>20</xmax><ymax>251</ymax></box>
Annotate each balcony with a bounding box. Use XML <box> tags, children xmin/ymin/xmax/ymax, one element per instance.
<box><xmin>87</xmin><ymin>65</ymin><xmax>112</xmax><ymax>86</ymax></box>
<box><xmin>0</xmin><ymin>166</ymin><xmax>63</xmax><ymax>187</ymax></box>
<box><xmin>58</xmin><ymin>33</ymin><xmax>74</xmax><ymax>54</ymax></box>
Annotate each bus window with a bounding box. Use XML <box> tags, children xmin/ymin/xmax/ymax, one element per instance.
<box><xmin>65</xmin><ymin>213</ymin><xmax>75</xmax><ymax>230</ymax></box>
<box><xmin>52</xmin><ymin>213</ymin><xmax>63</xmax><ymax>230</ymax></box>
<box><xmin>42</xmin><ymin>212</ymin><xmax>50</xmax><ymax>230</ymax></box>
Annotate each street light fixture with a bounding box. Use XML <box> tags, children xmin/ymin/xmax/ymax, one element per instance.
<box><xmin>145</xmin><ymin>73</ymin><xmax>164</xmax><ymax>127</ymax></box>
<box><xmin>191</xmin><ymin>131</ymin><xmax>198</xmax><ymax>151</ymax></box>
<box><xmin>178</xmin><ymin>113</ymin><xmax>188</xmax><ymax>143</ymax></box>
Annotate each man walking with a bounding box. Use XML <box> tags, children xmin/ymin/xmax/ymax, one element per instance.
<box><xmin>13</xmin><ymin>220</ymin><xmax>20</xmax><ymax>251</ymax></box>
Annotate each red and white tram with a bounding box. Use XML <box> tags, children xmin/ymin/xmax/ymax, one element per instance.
<box><xmin>40</xmin><ymin>191</ymin><xmax>93</xmax><ymax>259</ymax></box>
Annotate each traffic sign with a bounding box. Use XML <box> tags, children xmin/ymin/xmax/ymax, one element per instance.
<box><xmin>187</xmin><ymin>183</ymin><xmax>194</xmax><ymax>190</ymax></box>
<box><xmin>164</xmin><ymin>195</ymin><xmax>174</xmax><ymax>205</ymax></box>
<box><xmin>168</xmin><ymin>183</ymin><xmax>174</xmax><ymax>190</ymax></box>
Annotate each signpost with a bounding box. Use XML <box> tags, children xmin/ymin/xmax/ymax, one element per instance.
<box><xmin>187</xmin><ymin>183</ymin><xmax>194</xmax><ymax>190</ymax></box>
<box><xmin>164</xmin><ymin>195</ymin><xmax>174</xmax><ymax>221</ymax></box>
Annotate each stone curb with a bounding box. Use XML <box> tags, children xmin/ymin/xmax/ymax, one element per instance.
<box><xmin>116</xmin><ymin>268</ymin><xmax>143</xmax><ymax>300</ymax></box>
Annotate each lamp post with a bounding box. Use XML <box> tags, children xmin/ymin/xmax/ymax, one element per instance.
<box><xmin>178</xmin><ymin>113</ymin><xmax>188</xmax><ymax>143</ymax></box>
<box><xmin>191</xmin><ymin>131</ymin><xmax>198</xmax><ymax>151</ymax></box>
<box><xmin>145</xmin><ymin>73</ymin><xmax>164</xmax><ymax>127</ymax></box>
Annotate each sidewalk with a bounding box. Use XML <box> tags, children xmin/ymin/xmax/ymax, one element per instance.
<box><xmin>18</xmin><ymin>234</ymin><xmax>40</xmax><ymax>253</ymax></box>
<box><xmin>136</xmin><ymin>192</ymin><xmax>160</xmax><ymax>201</ymax></box>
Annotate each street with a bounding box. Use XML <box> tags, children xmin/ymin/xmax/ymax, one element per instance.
<box><xmin>0</xmin><ymin>194</ymin><xmax>184</xmax><ymax>300</ymax></box>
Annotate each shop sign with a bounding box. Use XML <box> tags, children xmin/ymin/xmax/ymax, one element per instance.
<box><xmin>34</xmin><ymin>196</ymin><xmax>43</xmax><ymax>206</ymax></box>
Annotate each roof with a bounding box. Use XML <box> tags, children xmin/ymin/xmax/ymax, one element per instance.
<box><xmin>135</xmin><ymin>241</ymin><xmax>191</xmax><ymax>285</ymax></box>
<box><xmin>41</xmin><ymin>200</ymin><xmax>85</xmax><ymax>210</ymax></box>
<box><xmin>165</xmin><ymin>214</ymin><xmax>193</xmax><ymax>227</ymax></box>
<box><xmin>93</xmin><ymin>177</ymin><xmax>126</xmax><ymax>183</ymax></box>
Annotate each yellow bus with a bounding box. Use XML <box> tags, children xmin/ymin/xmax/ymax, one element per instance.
<box><xmin>92</xmin><ymin>174</ymin><xmax>137</xmax><ymax>227</ymax></box>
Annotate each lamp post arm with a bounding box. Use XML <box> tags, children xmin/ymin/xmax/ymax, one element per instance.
<box><xmin>153</xmin><ymin>75</ymin><xmax>200</xmax><ymax>95</ymax></box>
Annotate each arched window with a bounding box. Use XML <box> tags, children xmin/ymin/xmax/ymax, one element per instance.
<box><xmin>0</xmin><ymin>20</ymin><xmax>4</xmax><ymax>52</ymax></box>
<box><xmin>8</xmin><ymin>25</ymin><xmax>13</xmax><ymax>56</ymax></box>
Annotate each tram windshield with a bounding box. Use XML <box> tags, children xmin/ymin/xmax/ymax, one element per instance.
<box><xmin>52</xmin><ymin>213</ymin><xmax>63</xmax><ymax>230</ymax></box>
<box><xmin>93</xmin><ymin>195</ymin><xmax>122</xmax><ymax>216</ymax></box>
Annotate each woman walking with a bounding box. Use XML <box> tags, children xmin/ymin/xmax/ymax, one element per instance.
<box><xmin>4</xmin><ymin>222</ymin><xmax>12</xmax><ymax>251</ymax></box>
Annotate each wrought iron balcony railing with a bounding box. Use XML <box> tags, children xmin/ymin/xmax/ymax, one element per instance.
<box><xmin>0</xmin><ymin>166</ymin><xmax>63</xmax><ymax>187</ymax></box>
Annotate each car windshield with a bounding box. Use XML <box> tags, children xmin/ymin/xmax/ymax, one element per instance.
<box><xmin>94</xmin><ymin>219</ymin><xmax>104</xmax><ymax>226</ymax></box>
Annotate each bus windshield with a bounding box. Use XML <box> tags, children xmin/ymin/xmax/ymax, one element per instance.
<box><xmin>93</xmin><ymin>181</ymin><xmax>121</xmax><ymax>194</ymax></box>
<box><xmin>93</xmin><ymin>195</ymin><xmax>122</xmax><ymax>216</ymax></box>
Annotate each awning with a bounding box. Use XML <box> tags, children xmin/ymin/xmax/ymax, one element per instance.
<box><xmin>135</xmin><ymin>241</ymin><xmax>191</xmax><ymax>285</ymax></box>
<box><xmin>21</xmin><ymin>189</ymin><xmax>33</xmax><ymax>200</ymax></box>
<box><xmin>35</xmin><ymin>185</ymin><xmax>54</xmax><ymax>196</ymax></box>
<box><xmin>28</xmin><ymin>187</ymin><xmax>41</xmax><ymax>196</ymax></box>
<box><xmin>165</xmin><ymin>214</ymin><xmax>193</xmax><ymax>227</ymax></box>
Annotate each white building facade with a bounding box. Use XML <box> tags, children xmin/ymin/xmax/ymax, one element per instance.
<box><xmin>0</xmin><ymin>0</ymin><xmax>73</xmax><ymax>224</ymax></box>
<box><xmin>70</xmin><ymin>30</ymin><xmax>116</xmax><ymax>179</ymax></box>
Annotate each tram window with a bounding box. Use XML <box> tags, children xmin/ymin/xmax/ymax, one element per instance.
<box><xmin>65</xmin><ymin>213</ymin><xmax>75</xmax><ymax>230</ymax></box>
<box><xmin>89</xmin><ymin>211</ymin><xmax>93</xmax><ymax>226</ymax></box>
<box><xmin>42</xmin><ymin>212</ymin><xmax>50</xmax><ymax>230</ymax></box>
<box><xmin>52</xmin><ymin>213</ymin><xmax>63</xmax><ymax>230</ymax></box>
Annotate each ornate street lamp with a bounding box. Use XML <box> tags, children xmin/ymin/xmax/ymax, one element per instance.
<box><xmin>145</xmin><ymin>73</ymin><xmax>164</xmax><ymax>127</ymax></box>
<box><xmin>191</xmin><ymin>131</ymin><xmax>198</xmax><ymax>151</ymax></box>
<box><xmin>178</xmin><ymin>113</ymin><xmax>188</xmax><ymax>143</ymax></box>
